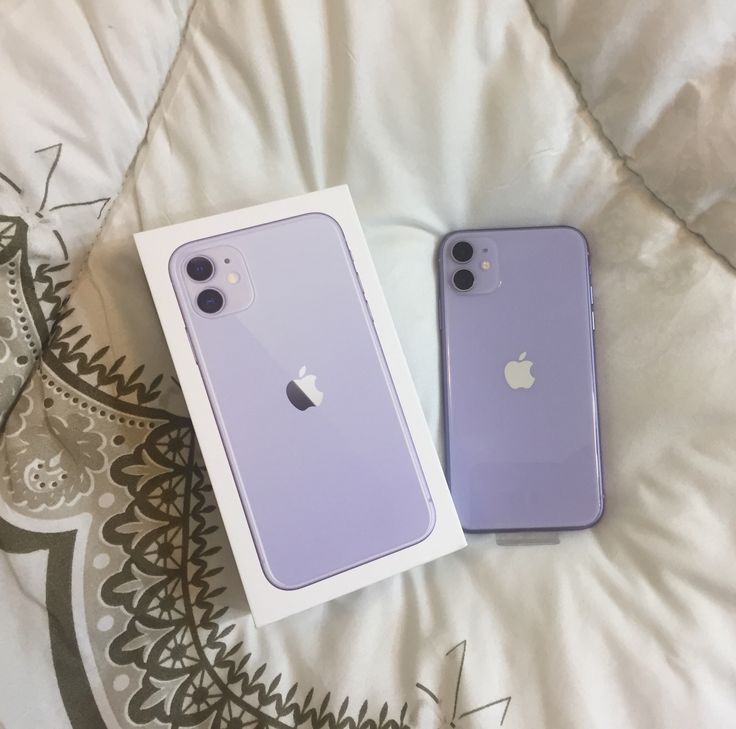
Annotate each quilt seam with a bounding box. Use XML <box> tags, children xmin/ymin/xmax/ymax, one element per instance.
<box><xmin>49</xmin><ymin>0</ymin><xmax>202</xmax><ymax>337</ymax></box>
<box><xmin>523</xmin><ymin>0</ymin><xmax>736</xmax><ymax>273</ymax></box>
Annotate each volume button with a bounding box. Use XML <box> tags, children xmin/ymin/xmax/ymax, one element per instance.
<box><xmin>589</xmin><ymin>285</ymin><xmax>595</xmax><ymax>331</ymax></box>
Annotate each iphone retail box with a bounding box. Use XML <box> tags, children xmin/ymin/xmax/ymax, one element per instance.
<box><xmin>135</xmin><ymin>186</ymin><xmax>465</xmax><ymax>626</ymax></box>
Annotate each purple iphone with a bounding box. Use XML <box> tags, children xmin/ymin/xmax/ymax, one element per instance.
<box><xmin>439</xmin><ymin>227</ymin><xmax>603</xmax><ymax>531</ymax></box>
<box><xmin>170</xmin><ymin>213</ymin><xmax>435</xmax><ymax>588</ymax></box>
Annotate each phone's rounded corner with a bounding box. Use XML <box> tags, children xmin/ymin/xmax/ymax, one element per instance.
<box><xmin>259</xmin><ymin>562</ymin><xmax>308</xmax><ymax>592</ymax></box>
<box><xmin>557</xmin><ymin>225</ymin><xmax>591</xmax><ymax>257</ymax></box>
<box><xmin>393</xmin><ymin>493</ymin><xmax>439</xmax><ymax>551</ymax></box>
<box><xmin>300</xmin><ymin>210</ymin><xmax>345</xmax><ymax>236</ymax></box>
<box><xmin>167</xmin><ymin>242</ymin><xmax>187</xmax><ymax>280</ymax></box>
<box><xmin>416</xmin><ymin>498</ymin><xmax>438</xmax><ymax>544</ymax></box>
<box><xmin>571</xmin><ymin>488</ymin><xmax>605</xmax><ymax>530</ymax></box>
<box><xmin>438</xmin><ymin>230</ymin><xmax>463</xmax><ymax>260</ymax></box>
<box><xmin>583</xmin><ymin>490</ymin><xmax>606</xmax><ymax>528</ymax></box>
<box><xmin>439</xmin><ymin>231</ymin><xmax>456</xmax><ymax>249</ymax></box>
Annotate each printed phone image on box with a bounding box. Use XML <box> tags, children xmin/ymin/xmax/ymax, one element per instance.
<box><xmin>169</xmin><ymin>213</ymin><xmax>436</xmax><ymax>589</ymax></box>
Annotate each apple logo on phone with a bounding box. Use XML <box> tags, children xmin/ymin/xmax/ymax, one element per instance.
<box><xmin>504</xmin><ymin>352</ymin><xmax>535</xmax><ymax>390</ymax></box>
<box><xmin>286</xmin><ymin>366</ymin><xmax>324</xmax><ymax>411</ymax></box>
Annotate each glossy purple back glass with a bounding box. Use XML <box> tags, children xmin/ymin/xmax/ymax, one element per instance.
<box><xmin>439</xmin><ymin>227</ymin><xmax>603</xmax><ymax>531</ymax></box>
<box><xmin>170</xmin><ymin>213</ymin><xmax>434</xmax><ymax>589</ymax></box>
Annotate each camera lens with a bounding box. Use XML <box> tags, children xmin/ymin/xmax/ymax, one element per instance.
<box><xmin>451</xmin><ymin>241</ymin><xmax>473</xmax><ymax>263</ymax></box>
<box><xmin>186</xmin><ymin>256</ymin><xmax>214</xmax><ymax>282</ymax></box>
<box><xmin>197</xmin><ymin>288</ymin><xmax>224</xmax><ymax>314</ymax></box>
<box><xmin>452</xmin><ymin>269</ymin><xmax>475</xmax><ymax>291</ymax></box>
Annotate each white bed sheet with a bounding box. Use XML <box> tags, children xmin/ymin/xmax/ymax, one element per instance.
<box><xmin>1</xmin><ymin>2</ymin><xmax>735</xmax><ymax>727</ymax></box>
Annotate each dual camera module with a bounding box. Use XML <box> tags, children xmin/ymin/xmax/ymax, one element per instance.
<box><xmin>186</xmin><ymin>256</ymin><xmax>224</xmax><ymax>314</ymax></box>
<box><xmin>450</xmin><ymin>241</ymin><xmax>475</xmax><ymax>291</ymax></box>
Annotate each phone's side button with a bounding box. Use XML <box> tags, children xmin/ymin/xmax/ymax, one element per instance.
<box><xmin>591</xmin><ymin>311</ymin><xmax>596</xmax><ymax>330</ymax></box>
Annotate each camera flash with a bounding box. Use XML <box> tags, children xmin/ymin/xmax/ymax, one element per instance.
<box><xmin>226</xmin><ymin>272</ymin><xmax>240</xmax><ymax>285</ymax></box>
<box><xmin>481</xmin><ymin>260</ymin><xmax>491</xmax><ymax>270</ymax></box>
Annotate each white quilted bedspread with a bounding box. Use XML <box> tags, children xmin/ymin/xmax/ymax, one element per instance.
<box><xmin>1</xmin><ymin>2</ymin><xmax>735</xmax><ymax>728</ymax></box>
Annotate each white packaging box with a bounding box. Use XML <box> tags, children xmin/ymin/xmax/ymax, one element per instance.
<box><xmin>135</xmin><ymin>186</ymin><xmax>465</xmax><ymax>626</ymax></box>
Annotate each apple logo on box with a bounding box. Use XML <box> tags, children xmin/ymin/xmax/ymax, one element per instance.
<box><xmin>286</xmin><ymin>366</ymin><xmax>324</xmax><ymax>411</ymax></box>
<box><xmin>504</xmin><ymin>352</ymin><xmax>535</xmax><ymax>390</ymax></box>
